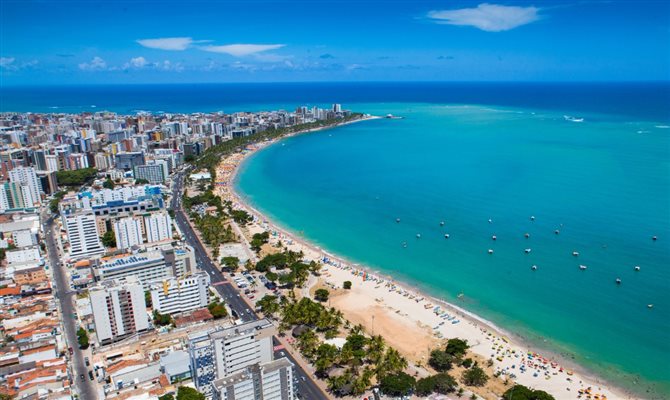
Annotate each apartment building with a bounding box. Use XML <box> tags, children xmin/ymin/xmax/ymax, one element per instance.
<box><xmin>63</xmin><ymin>210</ymin><xmax>105</xmax><ymax>259</ymax></box>
<box><xmin>89</xmin><ymin>277</ymin><xmax>149</xmax><ymax>345</ymax></box>
<box><xmin>149</xmin><ymin>272</ymin><xmax>210</xmax><ymax>315</ymax></box>
<box><xmin>212</xmin><ymin>358</ymin><xmax>295</xmax><ymax>400</ymax></box>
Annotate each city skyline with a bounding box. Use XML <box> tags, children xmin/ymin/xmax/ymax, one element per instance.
<box><xmin>1</xmin><ymin>0</ymin><xmax>669</xmax><ymax>85</ymax></box>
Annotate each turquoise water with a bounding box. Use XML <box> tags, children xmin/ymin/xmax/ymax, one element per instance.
<box><xmin>236</xmin><ymin>103</ymin><xmax>670</xmax><ymax>397</ymax></box>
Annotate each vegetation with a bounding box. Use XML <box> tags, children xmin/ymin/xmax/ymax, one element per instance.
<box><xmin>76</xmin><ymin>327</ymin><xmax>89</xmax><ymax>349</ymax></box>
<box><xmin>461</xmin><ymin>364</ymin><xmax>488</xmax><ymax>387</ymax></box>
<box><xmin>101</xmin><ymin>230</ymin><xmax>116</xmax><ymax>248</ymax></box>
<box><xmin>429</xmin><ymin>349</ymin><xmax>454</xmax><ymax>371</ymax></box>
<box><xmin>192</xmin><ymin>214</ymin><xmax>235</xmax><ymax>254</ymax></box>
<box><xmin>208</xmin><ymin>300</ymin><xmax>228</xmax><ymax>319</ymax></box>
<box><xmin>343</xmin><ymin>280</ymin><xmax>352</xmax><ymax>290</ymax></box>
<box><xmin>144</xmin><ymin>291</ymin><xmax>152</xmax><ymax>308</ymax></box>
<box><xmin>250</xmin><ymin>231</ymin><xmax>270</xmax><ymax>252</ymax></box>
<box><xmin>103</xmin><ymin>178</ymin><xmax>115</xmax><ymax>189</ymax></box>
<box><xmin>314</xmin><ymin>288</ymin><xmax>330</xmax><ymax>302</ymax></box>
<box><xmin>379</xmin><ymin>371</ymin><xmax>416</xmax><ymax>397</ymax></box>
<box><xmin>462</xmin><ymin>357</ymin><xmax>474</xmax><ymax>368</ymax></box>
<box><xmin>153</xmin><ymin>310</ymin><xmax>173</xmax><ymax>327</ymax></box>
<box><xmin>256</xmin><ymin>295</ymin><xmax>280</xmax><ymax>317</ymax></box>
<box><xmin>221</xmin><ymin>256</ymin><xmax>240</xmax><ymax>270</ymax></box>
<box><xmin>446</xmin><ymin>338</ymin><xmax>469</xmax><ymax>358</ymax></box>
<box><xmin>56</xmin><ymin>167</ymin><xmax>98</xmax><ymax>187</ymax></box>
<box><xmin>135</xmin><ymin>178</ymin><xmax>150</xmax><ymax>184</ymax></box>
<box><xmin>502</xmin><ymin>385</ymin><xmax>555</xmax><ymax>400</ymax></box>
<box><xmin>415</xmin><ymin>372</ymin><xmax>458</xmax><ymax>396</ymax></box>
<box><xmin>231</xmin><ymin>209</ymin><xmax>253</xmax><ymax>225</ymax></box>
<box><xmin>175</xmin><ymin>386</ymin><xmax>205</xmax><ymax>400</ymax></box>
<box><xmin>49</xmin><ymin>190</ymin><xmax>67</xmax><ymax>214</ymax></box>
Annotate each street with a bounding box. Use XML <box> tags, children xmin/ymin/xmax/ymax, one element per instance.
<box><xmin>43</xmin><ymin>213</ymin><xmax>98</xmax><ymax>400</ymax></box>
<box><xmin>171</xmin><ymin>171</ymin><xmax>328</xmax><ymax>400</ymax></box>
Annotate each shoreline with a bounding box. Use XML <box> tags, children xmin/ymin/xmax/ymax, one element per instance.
<box><xmin>213</xmin><ymin>116</ymin><xmax>638</xmax><ymax>400</ymax></box>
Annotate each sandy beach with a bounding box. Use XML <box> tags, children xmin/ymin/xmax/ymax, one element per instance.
<box><xmin>211</xmin><ymin>117</ymin><xmax>635</xmax><ymax>400</ymax></box>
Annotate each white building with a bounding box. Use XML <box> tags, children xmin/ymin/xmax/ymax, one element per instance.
<box><xmin>64</xmin><ymin>210</ymin><xmax>105</xmax><ymax>258</ymax></box>
<box><xmin>149</xmin><ymin>272</ymin><xmax>210</xmax><ymax>315</ymax></box>
<box><xmin>189</xmin><ymin>319</ymin><xmax>275</xmax><ymax>397</ymax></box>
<box><xmin>144</xmin><ymin>212</ymin><xmax>172</xmax><ymax>243</ymax></box>
<box><xmin>212</xmin><ymin>358</ymin><xmax>295</xmax><ymax>400</ymax></box>
<box><xmin>9</xmin><ymin>167</ymin><xmax>42</xmax><ymax>207</ymax></box>
<box><xmin>89</xmin><ymin>277</ymin><xmax>149</xmax><ymax>345</ymax></box>
<box><xmin>113</xmin><ymin>217</ymin><xmax>143</xmax><ymax>250</ymax></box>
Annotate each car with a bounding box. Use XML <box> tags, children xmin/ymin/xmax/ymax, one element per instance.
<box><xmin>280</xmin><ymin>351</ymin><xmax>286</xmax><ymax>357</ymax></box>
<box><xmin>88</xmin><ymin>371</ymin><xmax>94</xmax><ymax>380</ymax></box>
<box><xmin>68</xmin><ymin>347</ymin><xmax>73</xmax><ymax>355</ymax></box>
<box><xmin>80</xmin><ymin>374</ymin><xmax>85</xmax><ymax>380</ymax></box>
<box><xmin>84</xmin><ymin>357</ymin><xmax>90</xmax><ymax>366</ymax></box>
<box><xmin>301</xmin><ymin>376</ymin><xmax>306</xmax><ymax>382</ymax></box>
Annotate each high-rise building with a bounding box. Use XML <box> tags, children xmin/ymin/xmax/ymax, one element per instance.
<box><xmin>212</xmin><ymin>358</ymin><xmax>295</xmax><ymax>400</ymax></box>
<box><xmin>149</xmin><ymin>272</ymin><xmax>210</xmax><ymax>315</ymax></box>
<box><xmin>64</xmin><ymin>210</ymin><xmax>105</xmax><ymax>258</ymax></box>
<box><xmin>144</xmin><ymin>212</ymin><xmax>172</xmax><ymax>243</ymax></box>
<box><xmin>113</xmin><ymin>217</ymin><xmax>143</xmax><ymax>250</ymax></box>
<box><xmin>133</xmin><ymin>160</ymin><xmax>168</xmax><ymax>184</ymax></box>
<box><xmin>90</xmin><ymin>277</ymin><xmax>149</xmax><ymax>345</ymax></box>
<box><xmin>9</xmin><ymin>166</ymin><xmax>42</xmax><ymax>207</ymax></box>
<box><xmin>189</xmin><ymin>319</ymin><xmax>275</xmax><ymax>397</ymax></box>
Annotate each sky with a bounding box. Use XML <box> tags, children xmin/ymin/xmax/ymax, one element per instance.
<box><xmin>0</xmin><ymin>0</ymin><xmax>669</xmax><ymax>85</ymax></box>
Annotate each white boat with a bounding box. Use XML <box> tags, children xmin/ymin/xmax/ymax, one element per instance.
<box><xmin>492</xmin><ymin>235</ymin><xmax>497</xmax><ymax>241</ymax></box>
<box><xmin>531</xmin><ymin>265</ymin><xmax>538</xmax><ymax>271</ymax></box>
<box><xmin>524</xmin><ymin>248</ymin><xmax>532</xmax><ymax>254</ymax></box>
<box><xmin>444</xmin><ymin>234</ymin><xmax>450</xmax><ymax>239</ymax></box>
<box><xmin>572</xmin><ymin>251</ymin><xmax>579</xmax><ymax>257</ymax></box>
<box><xmin>634</xmin><ymin>265</ymin><xmax>641</xmax><ymax>271</ymax></box>
<box><xmin>579</xmin><ymin>265</ymin><xmax>587</xmax><ymax>270</ymax></box>
<box><xmin>488</xmin><ymin>249</ymin><xmax>494</xmax><ymax>254</ymax></box>
<box><xmin>564</xmin><ymin>115</ymin><xmax>584</xmax><ymax>122</ymax></box>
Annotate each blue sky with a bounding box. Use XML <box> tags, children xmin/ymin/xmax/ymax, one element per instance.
<box><xmin>1</xmin><ymin>0</ymin><xmax>668</xmax><ymax>84</ymax></box>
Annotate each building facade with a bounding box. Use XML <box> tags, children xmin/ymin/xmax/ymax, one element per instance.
<box><xmin>89</xmin><ymin>277</ymin><xmax>149</xmax><ymax>345</ymax></box>
<box><xmin>212</xmin><ymin>358</ymin><xmax>295</xmax><ymax>400</ymax></box>
<box><xmin>64</xmin><ymin>210</ymin><xmax>105</xmax><ymax>258</ymax></box>
<box><xmin>149</xmin><ymin>272</ymin><xmax>210</xmax><ymax>315</ymax></box>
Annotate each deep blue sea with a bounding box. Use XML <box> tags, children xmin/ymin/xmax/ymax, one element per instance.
<box><xmin>3</xmin><ymin>82</ymin><xmax>669</xmax><ymax>397</ymax></box>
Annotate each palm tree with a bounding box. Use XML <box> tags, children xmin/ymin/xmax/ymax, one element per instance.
<box><xmin>367</xmin><ymin>335</ymin><xmax>386</xmax><ymax>365</ymax></box>
<box><xmin>378</xmin><ymin>347</ymin><xmax>408</xmax><ymax>379</ymax></box>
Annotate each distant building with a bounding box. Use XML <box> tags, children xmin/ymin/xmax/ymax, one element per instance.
<box><xmin>133</xmin><ymin>160</ymin><xmax>168</xmax><ymax>184</ymax></box>
<box><xmin>189</xmin><ymin>319</ymin><xmax>275</xmax><ymax>397</ymax></box>
<box><xmin>89</xmin><ymin>277</ymin><xmax>149</xmax><ymax>345</ymax></box>
<box><xmin>8</xmin><ymin>166</ymin><xmax>42</xmax><ymax>208</ymax></box>
<box><xmin>64</xmin><ymin>210</ymin><xmax>105</xmax><ymax>258</ymax></box>
<box><xmin>113</xmin><ymin>216</ymin><xmax>143</xmax><ymax>250</ymax></box>
<box><xmin>149</xmin><ymin>272</ymin><xmax>210</xmax><ymax>315</ymax></box>
<box><xmin>144</xmin><ymin>212</ymin><xmax>172</xmax><ymax>243</ymax></box>
<box><xmin>115</xmin><ymin>152</ymin><xmax>145</xmax><ymax>170</ymax></box>
<box><xmin>212</xmin><ymin>358</ymin><xmax>295</xmax><ymax>400</ymax></box>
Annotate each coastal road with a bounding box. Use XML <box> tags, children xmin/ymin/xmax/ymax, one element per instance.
<box><xmin>171</xmin><ymin>171</ymin><xmax>328</xmax><ymax>400</ymax></box>
<box><xmin>43</xmin><ymin>213</ymin><xmax>98</xmax><ymax>400</ymax></box>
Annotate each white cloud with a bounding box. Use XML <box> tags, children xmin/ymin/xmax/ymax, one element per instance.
<box><xmin>201</xmin><ymin>44</ymin><xmax>285</xmax><ymax>57</ymax></box>
<box><xmin>428</xmin><ymin>3</ymin><xmax>541</xmax><ymax>32</ymax></box>
<box><xmin>78</xmin><ymin>56</ymin><xmax>108</xmax><ymax>71</ymax></box>
<box><xmin>137</xmin><ymin>37</ymin><xmax>197</xmax><ymax>51</ymax></box>
<box><xmin>129</xmin><ymin>56</ymin><xmax>148</xmax><ymax>68</ymax></box>
<box><xmin>0</xmin><ymin>57</ymin><xmax>16</xmax><ymax>68</ymax></box>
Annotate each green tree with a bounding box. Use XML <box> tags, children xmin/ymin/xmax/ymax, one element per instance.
<box><xmin>135</xmin><ymin>178</ymin><xmax>150</xmax><ymax>184</ymax></box>
<box><xmin>415</xmin><ymin>375</ymin><xmax>437</xmax><ymax>396</ymax></box>
<box><xmin>145</xmin><ymin>291</ymin><xmax>152</xmax><ymax>308</ymax></box>
<box><xmin>433</xmin><ymin>372</ymin><xmax>458</xmax><ymax>394</ymax></box>
<box><xmin>103</xmin><ymin>178</ymin><xmax>115</xmax><ymax>189</ymax></box>
<box><xmin>265</xmin><ymin>272</ymin><xmax>278</xmax><ymax>282</ymax></box>
<box><xmin>379</xmin><ymin>372</ymin><xmax>416</xmax><ymax>397</ymax></box>
<box><xmin>76</xmin><ymin>327</ymin><xmax>89</xmax><ymax>349</ymax></box>
<box><xmin>296</xmin><ymin>329</ymin><xmax>319</xmax><ymax>358</ymax></box>
<box><xmin>314</xmin><ymin>288</ymin><xmax>329</xmax><ymax>302</ymax></box>
<box><xmin>314</xmin><ymin>343</ymin><xmax>339</xmax><ymax>375</ymax></box>
<box><xmin>462</xmin><ymin>357</ymin><xmax>474</xmax><ymax>368</ymax></box>
<box><xmin>461</xmin><ymin>365</ymin><xmax>488</xmax><ymax>387</ymax></box>
<box><xmin>176</xmin><ymin>386</ymin><xmax>205</xmax><ymax>400</ymax></box>
<box><xmin>446</xmin><ymin>338</ymin><xmax>469</xmax><ymax>358</ymax></box>
<box><xmin>256</xmin><ymin>295</ymin><xmax>280</xmax><ymax>317</ymax></box>
<box><xmin>378</xmin><ymin>347</ymin><xmax>408</xmax><ymax>378</ymax></box>
<box><xmin>429</xmin><ymin>349</ymin><xmax>454</xmax><ymax>371</ymax></box>
<box><xmin>343</xmin><ymin>280</ymin><xmax>352</xmax><ymax>289</ymax></box>
<box><xmin>153</xmin><ymin>310</ymin><xmax>173</xmax><ymax>326</ymax></box>
<box><xmin>208</xmin><ymin>300</ymin><xmax>228</xmax><ymax>319</ymax></box>
<box><xmin>250</xmin><ymin>232</ymin><xmax>270</xmax><ymax>252</ymax></box>
<box><xmin>221</xmin><ymin>256</ymin><xmax>240</xmax><ymax>271</ymax></box>
<box><xmin>56</xmin><ymin>168</ymin><xmax>98</xmax><ymax>187</ymax></box>
<box><xmin>502</xmin><ymin>385</ymin><xmax>556</xmax><ymax>400</ymax></box>
<box><xmin>158</xmin><ymin>394</ymin><xmax>174</xmax><ymax>400</ymax></box>
<box><xmin>101</xmin><ymin>230</ymin><xmax>116</xmax><ymax>248</ymax></box>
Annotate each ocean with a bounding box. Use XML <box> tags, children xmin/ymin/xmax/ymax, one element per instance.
<box><xmin>3</xmin><ymin>82</ymin><xmax>669</xmax><ymax>397</ymax></box>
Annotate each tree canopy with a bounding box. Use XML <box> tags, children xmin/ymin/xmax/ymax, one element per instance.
<box><xmin>56</xmin><ymin>168</ymin><xmax>98</xmax><ymax>187</ymax></box>
<box><xmin>503</xmin><ymin>385</ymin><xmax>556</xmax><ymax>400</ymax></box>
<box><xmin>461</xmin><ymin>365</ymin><xmax>488</xmax><ymax>387</ymax></box>
<box><xmin>379</xmin><ymin>372</ymin><xmax>416</xmax><ymax>397</ymax></box>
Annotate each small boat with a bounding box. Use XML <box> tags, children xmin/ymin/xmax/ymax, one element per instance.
<box><xmin>530</xmin><ymin>216</ymin><xmax>536</xmax><ymax>221</ymax></box>
<box><xmin>492</xmin><ymin>235</ymin><xmax>497</xmax><ymax>241</ymax></box>
<box><xmin>564</xmin><ymin>115</ymin><xmax>584</xmax><ymax>122</ymax></box>
<box><xmin>488</xmin><ymin>218</ymin><xmax>493</xmax><ymax>224</ymax></box>
<box><xmin>579</xmin><ymin>265</ymin><xmax>587</xmax><ymax>270</ymax></box>
<box><xmin>572</xmin><ymin>251</ymin><xmax>579</xmax><ymax>257</ymax></box>
<box><xmin>615</xmin><ymin>278</ymin><xmax>622</xmax><ymax>285</ymax></box>
<box><xmin>524</xmin><ymin>248</ymin><xmax>532</xmax><ymax>254</ymax></box>
<box><xmin>444</xmin><ymin>233</ymin><xmax>450</xmax><ymax>239</ymax></box>
<box><xmin>440</xmin><ymin>221</ymin><xmax>445</xmax><ymax>226</ymax></box>
<box><xmin>648</xmin><ymin>304</ymin><xmax>654</xmax><ymax>309</ymax></box>
<box><xmin>652</xmin><ymin>236</ymin><xmax>657</xmax><ymax>241</ymax></box>
<box><xmin>488</xmin><ymin>249</ymin><xmax>494</xmax><ymax>254</ymax></box>
<box><xmin>531</xmin><ymin>265</ymin><xmax>538</xmax><ymax>271</ymax></box>
<box><xmin>396</xmin><ymin>218</ymin><xmax>401</xmax><ymax>223</ymax></box>
<box><xmin>634</xmin><ymin>265</ymin><xmax>640</xmax><ymax>271</ymax></box>
<box><xmin>416</xmin><ymin>233</ymin><xmax>421</xmax><ymax>238</ymax></box>
<box><xmin>524</xmin><ymin>233</ymin><xmax>530</xmax><ymax>238</ymax></box>
<box><xmin>554</xmin><ymin>229</ymin><xmax>560</xmax><ymax>235</ymax></box>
